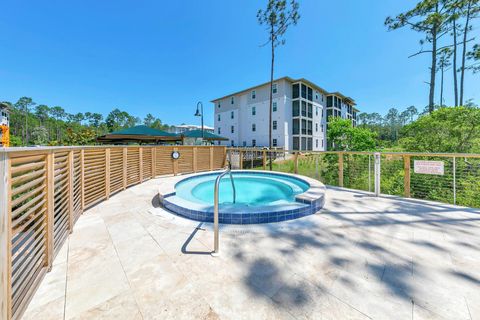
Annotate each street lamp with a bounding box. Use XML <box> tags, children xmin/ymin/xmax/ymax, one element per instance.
<box><xmin>194</xmin><ymin>101</ymin><xmax>204</xmax><ymax>143</ymax></box>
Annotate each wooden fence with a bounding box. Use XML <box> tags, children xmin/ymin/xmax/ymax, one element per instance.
<box><xmin>0</xmin><ymin>145</ymin><xmax>226</xmax><ymax>320</ymax></box>
<box><xmin>228</xmin><ymin>148</ymin><xmax>480</xmax><ymax>207</ymax></box>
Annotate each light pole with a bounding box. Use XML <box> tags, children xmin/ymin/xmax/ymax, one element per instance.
<box><xmin>194</xmin><ymin>101</ymin><xmax>204</xmax><ymax>144</ymax></box>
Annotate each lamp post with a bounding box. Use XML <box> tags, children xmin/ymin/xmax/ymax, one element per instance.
<box><xmin>194</xmin><ymin>101</ymin><xmax>204</xmax><ymax>144</ymax></box>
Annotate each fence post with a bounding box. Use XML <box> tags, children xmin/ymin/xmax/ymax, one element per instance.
<box><xmin>151</xmin><ymin>147</ymin><xmax>156</xmax><ymax>178</ymax></box>
<box><xmin>80</xmin><ymin>149</ymin><xmax>85</xmax><ymax>211</ymax></box>
<box><xmin>210</xmin><ymin>147</ymin><xmax>214</xmax><ymax>170</ymax></box>
<box><xmin>173</xmin><ymin>147</ymin><xmax>178</xmax><ymax>175</ymax></box>
<box><xmin>105</xmin><ymin>148</ymin><xmax>110</xmax><ymax>199</ymax></box>
<box><xmin>239</xmin><ymin>150</ymin><xmax>243</xmax><ymax>169</ymax></box>
<box><xmin>68</xmin><ymin>150</ymin><xmax>74</xmax><ymax>232</ymax></box>
<box><xmin>139</xmin><ymin>147</ymin><xmax>143</xmax><ymax>183</ymax></box>
<box><xmin>315</xmin><ymin>156</ymin><xmax>319</xmax><ymax>180</ymax></box>
<box><xmin>403</xmin><ymin>155</ymin><xmax>411</xmax><ymax>198</ymax></box>
<box><xmin>193</xmin><ymin>147</ymin><xmax>197</xmax><ymax>172</ymax></box>
<box><xmin>46</xmin><ymin>151</ymin><xmax>54</xmax><ymax>271</ymax></box>
<box><xmin>338</xmin><ymin>153</ymin><xmax>344</xmax><ymax>187</ymax></box>
<box><xmin>0</xmin><ymin>152</ymin><xmax>11</xmax><ymax>320</ymax></box>
<box><xmin>294</xmin><ymin>152</ymin><xmax>298</xmax><ymax>174</ymax></box>
<box><xmin>123</xmin><ymin>148</ymin><xmax>127</xmax><ymax>189</ymax></box>
<box><xmin>263</xmin><ymin>150</ymin><xmax>266</xmax><ymax>170</ymax></box>
<box><xmin>453</xmin><ymin>156</ymin><xmax>456</xmax><ymax>205</ymax></box>
<box><xmin>374</xmin><ymin>152</ymin><xmax>381</xmax><ymax>197</ymax></box>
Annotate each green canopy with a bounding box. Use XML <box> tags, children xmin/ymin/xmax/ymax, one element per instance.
<box><xmin>97</xmin><ymin>125</ymin><xmax>181</xmax><ymax>144</ymax></box>
<box><xmin>181</xmin><ymin>129</ymin><xmax>228</xmax><ymax>140</ymax></box>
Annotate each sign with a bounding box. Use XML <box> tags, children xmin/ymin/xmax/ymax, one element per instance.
<box><xmin>414</xmin><ymin>160</ymin><xmax>444</xmax><ymax>175</ymax></box>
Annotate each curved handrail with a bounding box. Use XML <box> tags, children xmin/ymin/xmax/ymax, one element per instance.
<box><xmin>212</xmin><ymin>166</ymin><xmax>236</xmax><ymax>256</ymax></box>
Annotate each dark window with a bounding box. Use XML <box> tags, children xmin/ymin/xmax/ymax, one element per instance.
<box><xmin>231</xmin><ymin>97</ymin><xmax>235</xmax><ymax>104</ymax></box>
<box><xmin>272</xmin><ymin>83</ymin><xmax>277</xmax><ymax>94</ymax></box>
<box><xmin>273</xmin><ymin>102</ymin><xmax>277</xmax><ymax>112</ymax></box>
<box><xmin>327</xmin><ymin>109</ymin><xmax>333</xmax><ymax>120</ymax></box>
<box><xmin>301</xmin><ymin>137</ymin><xmax>307</xmax><ymax>151</ymax></box>
<box><xmin>231</xmin><ymin>126</ymin><xmax>234</xmax><ymax>133</ymax></box>
<box><xmin>218</xmin><ymin>127</ymin><xmax>221</xmax><ymax>134</ymax></box>
<box><xmin>292</xmin><ymin>100</ymin><xmax>300</xmax><ymax>117</ymax></box>
<box><xmin>301</xmin><ymin>119</ymin><xmax>307</xmax><ymax>135</ymax></box>
<box><xmin>252</xmin><ymin>124</ymin><xmax>256</xmax><ymax>132</ymax></box>
<box><xmin>293</xmin><ymin>119</ymin><xmax>300</xmax><ymax>134</ymax></box>
<box><xmin>307</xmin><ymin>103</ymin><xmax>312</xmax><ymax>118</ymax></box>
<box><xmin>251</xmin><ymin>90</ymin><xmax>256</xmax><ymax>99</ymax></box>
<box><xmin>273</xmin><ymin>121</ymin><xmax>277</xmax><ymax>130</ymax></box>
<box><xmin>252</xmin><ymin>107</ymin><xmax>256</xmax><ymax>115</ymax></box>
<box><xmin>307</xmin><ymin>121</ymin><xmax>312</xmax><ymax>135</ymax></box>
<box><xmin>327</xmin><ymin>96</ymin><xmax>333</xmax><ymax>107</ymax></box>
<box><xmin>273</xmin><ymin>138</ymin><xmax>278</xmax><ymax>147</ymax></box>
<box><xmin>307</xmin><ymin>138</ymin><xmax>313</xmax><ymax>150</ymax></box>
<box><xmin>231</xmin><ymin>140</ymin><xmax>234</xmax><ymax>146</ymax></box>
<box><xmin>315</xmin><ymin>123</ymin><xmax>318</xmax><ymax>132</ymax></box>
<box><xmin>218</xmin><ymin>103</ymin><xmax>221</xmax><ymax>108</ymax></box>
<box><xmin>307</xmin><ymin>87</ymin><xmax>313</xmax><ymax>101</ymax></box>
<box><xmin>293</xmin><ymin>137</ymin><xmax>299</xmax><ymax>150</ymax></box>
<box><xmin>231</xmin><ymin>111</ymin><xmax>234</xmax><ymax>119</ymax></box>
<box><xmin>301</xmin><ymin>101</ymin><xmax>307</xmax><ymax>117</ymax></box>
<box><xmin>316</xmin><ymin>107</ymin><xmax>318</xmax><ymax>116</ymax></box>
<box><xmin>316</xmin><ymin>139</ymin><xmax>318</xmax><ymax>148</ymax></box>
<box><xmin>301</xmin><ymin>84</ymin><xmax>307</xmax><ymax>99</ymax></box>
<box><xmin>252</xmin><ymin>139</ymin><xmax>256</xmax><ymax>147</ymax></box>
<box><xmin>218</xmin><ymin>114</ymin><xmax>221</xmax><ymax>121</ymax></box>
<box><xmin>292</xmin><ymin>84</ymin><xmax>299</xmax><ymax>99</ymax></box>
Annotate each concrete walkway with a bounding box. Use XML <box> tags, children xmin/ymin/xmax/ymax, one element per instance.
<box><xmin>22</xmin><ymin>176</ymin><xmax>480</xmax><ymax>319</ymax></box>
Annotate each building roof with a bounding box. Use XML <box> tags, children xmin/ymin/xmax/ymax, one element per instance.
<box><xmin>210</xmin><ymin>76</ymin><xmax>356</xmax><ymax>106</ymax></box>
<box><xmin>181</xmin><ymin>129</ymin><xmax>228</xmax><ymax>140</ymax></box>
<box><xmin>174</xmin><ymin>124</ymin><xmax>215</xmax><ymax>130</ymax></box>
<box><xmin>109</xmin><ymin>125</ymin><xmax>177</xmax><ymax>137</ymax></box>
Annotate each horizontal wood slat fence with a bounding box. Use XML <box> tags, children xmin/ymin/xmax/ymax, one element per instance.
<box><xmin>0</xmin><ymin>145</ymin><xmax>226</xmax><ymax>320</ymax></box>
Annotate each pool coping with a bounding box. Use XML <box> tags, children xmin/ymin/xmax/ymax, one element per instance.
<box><xmin>158</xmin><ymin>170</ymin><xmax>326</xmax><ymax>224</ymax></box>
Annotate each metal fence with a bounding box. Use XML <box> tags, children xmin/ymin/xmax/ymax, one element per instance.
<box><xmin>0</xmin><ymin>145</ymin><xmax>226</xmax><ymax>320</ymax></box>
<box><xmin>227</xmin><ymin>148</ymin><xmax>480</xmax><ymax>208</ymax></box>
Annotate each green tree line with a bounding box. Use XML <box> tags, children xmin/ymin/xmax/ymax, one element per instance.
<box><xmin>2</xmin><ymin>97</ymin><xmax>174</xmax><ymax>146</ymax></box>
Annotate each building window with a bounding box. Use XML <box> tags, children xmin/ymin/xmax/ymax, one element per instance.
<box><xmin>218</xmin><ymin>103</ymin><xmax>221</xmax><ymax>108</ymax></box>
<box><xmin>307</xmin><ymin>87</ymin><xmax>313</xmax><ymax>101</ymax></box>
<box><xmin>218</xmin><ymin>114</ymin><xmax>221</xmax><ymax>121</ymax></box>
<box><xmin>293</xmin><ymin>119</ymin><xmax>300</xmax><ymax>135</ymax></box>
<box><xmin>252</xmin><ymin>106</ymin><xmax>256</xmax><ymax>115</ymax></box>
<box><xmin>316</xmin><ymin>139</ymin><xmax>318</xmax><ymax>148</ymax></box>
<box><xmin>315</xmin><ymin>91</ymin><xmax>319</xmax><ymax>100</ymax></box>
<box><xmin>301</xmin><ymin>101</ymin><xmax>307</xmax><ymax>117</ymax></box>
<box><xmin>231</xmin><ymin>140</ymin><xmax>234</xmax><ymax>146</ymax></box>
<box><xmin>322</xmin><ymin>139</ymin><xmax>324</xmax><ymax>148</ymax></box>
<box><xmin>273</xmin><ymin>102</ymin><xmax>277</xmax><ymax>112</ymax></box>
<box><xmin>273</xmin><ymin>139</ymin><xmax>277</xmax><ymax>147</ymax></box>
<box><xmin>251</xmin><ymin>90</ymin><xmax>256</xmax><ymax>99</ymax></box>
<box><xmin>301</xmin><ymin>137</ymin><xmax>307</xmax><ymax>151</ymax></box>
<box><xmin>231</xmin><ymin>126</ymin><xmax>234</xmax><ymax>133</ymax></box>
<box><xmin>292</xmin><ymin>84</ymin><xmax>299</xmax><ymax>99</ymax></box>
<box><xmin>218</xmin><ymin>127</ymin><xmax>221</xmax><ymax>134</ymax></box>
<box><xmin>273</xmin><ymin>121</ymin><xmax>277</xmax><ymax>130</ymax></box>
<box><xmin>316</xmin><ymin>107</ymin><xmax>318</xmax><ymax>116</ymax></box>
<box><xmin>301</xmin><ymin>84</ymin><xmax>307</xmax><ymax>99</ymax></box>
<box><xmin>327</xmin><ymin>96</ymin><xmax>333</xmax><ymax>107</ymax></box>
<box><xmin>315</xmin><ymin>123</ymin><xmax>318</xmax><ymax>132</ymax></box>
<box><xmin>252</xmin><ymin>123</ymin><xmax>256</xmax><ymax>132</ymax></box>
<box><xmin>252</xmin><ymin>139</ymin><xmax>256</xmax><ymax>147</ymax></box>
<box><xmin>301</xmin><ymin>119</ymin><xmax>307</xmax><ymax>135</ymax></box>
<box><xmin>231</xmin><ymin>111</ymin><xmax>234</xmax><ymax>119</ymax></box>
<box><xmin>307</xmin><ymin>138</ymin><xmax>313</xmax><ymax>150</ymax></box>
<box><xmin>272</xmin><ymin>83</ymin><xmax>277</xmax><ymax>94</ymax></box>
<box><xmin>243</xmin><ymin>141</ymin><xmax>247</xmax><ymax>147</ymax></box>
<box><xmin>307</xmin><ymin>121</ymin><xmax>312</xmax><ymax>135</ymax></box>
<box><xmin>231</xmin><ymin>97</ymin><xmax>235</xmax><ymax>104</ymax></box>
<box><xmin>321</xmin><ymin>124</ymin><xmax>324</xmax><ymax>132</ymax></box>
<box><xmin>292</xmin><ymin>101</ymin><xmax>300</xmax><ymax>117</ymax></box>
<box><xmin>307</xmin><ymin>103</ymin><xmax>313</xmax><ymax>118</ymax></box>
<box><xmin>293</xmin><ymin>137</ymin><xmax>299</xmax><ymax>150</ymax></box>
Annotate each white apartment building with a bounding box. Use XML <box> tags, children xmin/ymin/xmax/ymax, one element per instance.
<box><xmin>212</xmin><ymin>77</ymin><xmax>358</xmax><ymax>151</ymax></box>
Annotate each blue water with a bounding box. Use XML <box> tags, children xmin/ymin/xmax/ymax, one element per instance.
<box><xmin>175</xmin><ymin>172</ymin><xmax>309</xmax><ymax>206</ymax></box>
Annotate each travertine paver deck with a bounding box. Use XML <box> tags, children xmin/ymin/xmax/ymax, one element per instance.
<box><xmin>22</xmin><ymin>174</ymin><xmax>480</xmax><ymax>320</ymax></box>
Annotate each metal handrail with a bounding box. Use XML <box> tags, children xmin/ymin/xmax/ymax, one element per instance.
<box><xmin>212</xmin><ymin>165</ymin><xmax>236</xmax><ymax>256</ymax></box>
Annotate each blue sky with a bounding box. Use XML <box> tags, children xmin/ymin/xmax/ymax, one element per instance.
<box><xmin>1</xmin><ymin>0</ymin><xmax>478</xmax><ymax>127</ymax></box>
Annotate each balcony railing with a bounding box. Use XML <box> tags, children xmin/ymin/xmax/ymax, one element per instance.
<box><xmin>0</xmin><ymin>145</ymin><xmax>226</xmax><ymax>320</ymax></box>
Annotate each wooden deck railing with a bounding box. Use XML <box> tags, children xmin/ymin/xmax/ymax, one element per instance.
<box><xmin>0</xmin><ymin>145</ymin><xmax>226</xmax><ymax>320</ymax></box>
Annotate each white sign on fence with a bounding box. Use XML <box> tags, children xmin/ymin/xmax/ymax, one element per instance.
<box><xmin>414</xmin><ymin>160</ymin><xmax>445</xmax><ymax>175</ymax></box>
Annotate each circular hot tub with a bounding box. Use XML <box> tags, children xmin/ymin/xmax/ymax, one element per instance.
<box><xmin>160</xmin><ymin>171</ymin><xmax>326</xmax><ymax>224</ymax></box>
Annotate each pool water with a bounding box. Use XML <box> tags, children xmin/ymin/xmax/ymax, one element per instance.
<box><xmin>175</xmin><ymin>172</ymin><xmax>309</xmax><ymax>206</ymax></box>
